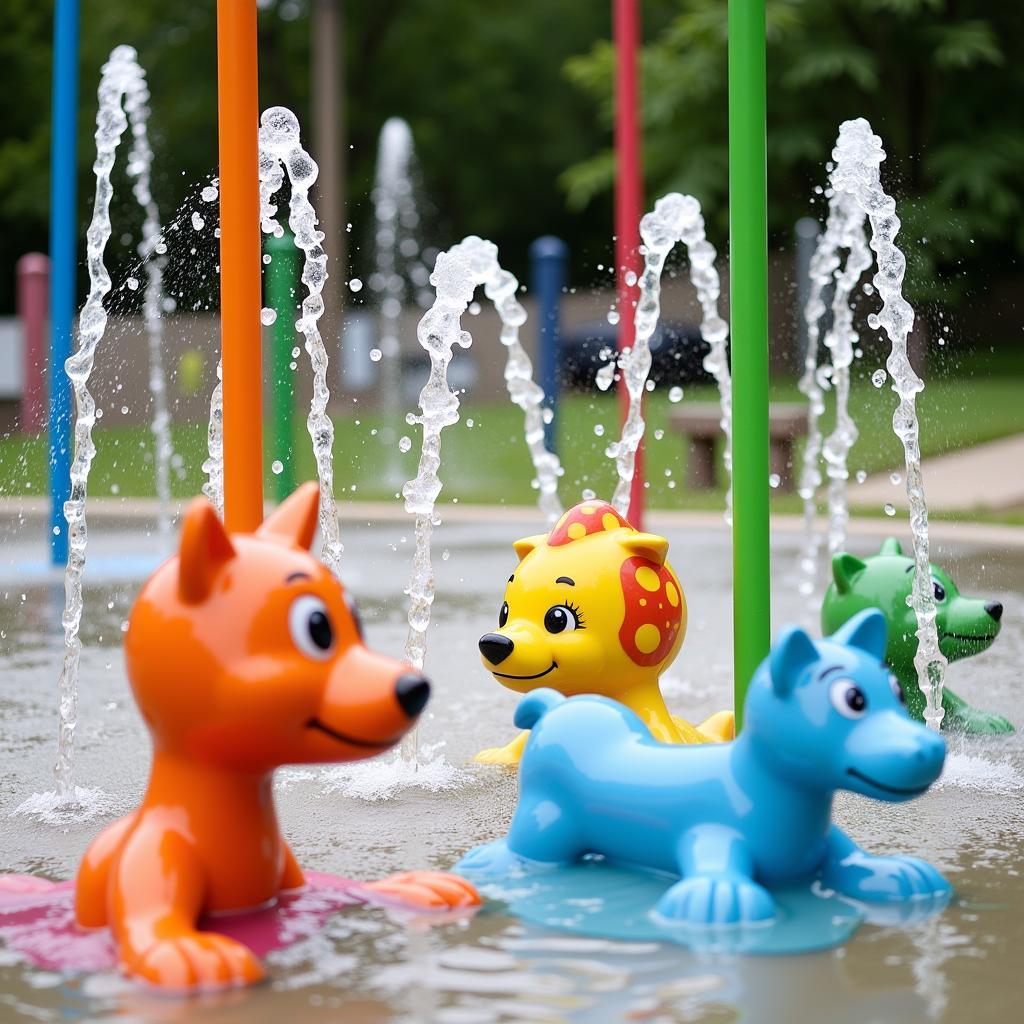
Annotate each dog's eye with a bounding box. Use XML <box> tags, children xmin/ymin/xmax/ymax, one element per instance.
<box><xmin>932</xmin><ymin>579</ymin><xmax>946</xmax><ymax>603</ymax></box>
<box><xmin>544</xmin><ymin>603</ymin><xmax>580</xmax><ymax>634</ymax></box>
<box><xmin>890</xmin><ymin>674</ymin><xmax>906</xmax><ymax>706</ymax></box>
<box><xmin>498</xmin><ymin>601</ymin><xmax>509</xmax><ymax>627</ymax></box>
<box><xmin>829</xmin><ymin>678</ymin><xmax>867</xmax><ymax>719</ymax></box>
<box><xmin>289</xmin><ymin>595</ymin><xmax>334</xmax><ymax>659</ymax></box>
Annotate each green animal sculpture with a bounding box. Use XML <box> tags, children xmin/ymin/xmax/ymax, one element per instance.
<box><xmin>821</xmin><ymin>538</ymin><xmax>1011</xmax><ymax>735</ymax></box>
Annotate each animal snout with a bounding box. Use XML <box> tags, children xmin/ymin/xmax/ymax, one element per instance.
<box><xmin>479</xmin><ymin>633</ymin><xmax>514</xmax><ymax>666</ymax></box>
<box><xmin>395</xmin><ymin>673</ymin><xmax>431</xmax><ymax>717</ymax></box>
<box><xmin>985</xmin><ymin>601</ymin><xmax>1003</xmax><ymax>623</ymax></box>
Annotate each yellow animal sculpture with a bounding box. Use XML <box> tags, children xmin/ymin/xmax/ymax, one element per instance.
<box><xmin>475</xmin><ymin>501</ymin><xmax>734</xmax><ymax>765</ymax></box>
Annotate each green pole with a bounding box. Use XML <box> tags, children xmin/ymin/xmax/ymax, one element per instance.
<box><xmin>266</xmin><ymin>231</ymin><xmax>298</xmax><ymax>501</ymax></box>
<box><xmin>728</xmin><ymin>0</ymin><xmax>771</xmax><ymax>727</ymax></box>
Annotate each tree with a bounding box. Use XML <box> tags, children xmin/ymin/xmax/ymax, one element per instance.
<box><xmin>562</xmin><ymin>0</ymin><xmax>1024</xmax><ymax>302</ymax></box>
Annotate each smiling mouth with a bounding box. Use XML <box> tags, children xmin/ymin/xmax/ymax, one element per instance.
<box><xmin>307</xmin><ymin>718</ymin><xmax>385</xmax><ymax>748</ymax></box>
<box><xmin>942</xmin><ymin>632</ymin><xmax>997</xmax><ymax>645</ymax></box>
<box><xmin>847</xmin><ymin>768</ymin><xmax>929</xmax><ymax>797</ymax></box>
<box><xmin>492</xmin><ymin>661</ymin><xmax>558</xmax><ymax>681</ymax></box>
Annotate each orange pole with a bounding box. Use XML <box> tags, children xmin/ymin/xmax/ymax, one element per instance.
<box><xmin>217</xmin><ymin>0</ymin><xmax>264</xmax><ymax>531</ymax></box>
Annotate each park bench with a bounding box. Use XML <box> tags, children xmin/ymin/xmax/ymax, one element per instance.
<box><xmin>667</xmin><ymin>402</ymin><xmax>808</xmax><ymax>491</ymax></box>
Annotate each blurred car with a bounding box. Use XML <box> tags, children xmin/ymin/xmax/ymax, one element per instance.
<box><xmin>559</xmin><ymin>320</ymin><xmax>711</xmax><ymax>391</ymax></box>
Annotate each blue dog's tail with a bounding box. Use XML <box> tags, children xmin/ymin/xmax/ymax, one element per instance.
<box><xmin>514</xmin><ymin>688</ymin><xmax>565</xmax><ymax>729</ymax></box>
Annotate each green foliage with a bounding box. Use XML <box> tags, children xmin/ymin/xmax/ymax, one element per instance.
<box><xmin>562</xmin><ymin>0</ymin><xmax>1024</xmax><ymax>302</ymax></box>
<box><xmin>0</xmin><ymin>0</ymin><xmax>617</xmax><ymax>312</ymax></box>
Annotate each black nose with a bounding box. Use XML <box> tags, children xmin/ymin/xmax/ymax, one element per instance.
<box><xmin>395</xmin><ymin>674</ymin><xmax>430</xmax><ymax>717</ymax></box>
<box><xmin>985</xmin><ymin>601</ymin><xmax>1003</xmax><ymax>623</ymax></box>
<box><xmin>479</xmin><ymin>633</ymin><xmax>514</xmax><ymax>666</ymax></box>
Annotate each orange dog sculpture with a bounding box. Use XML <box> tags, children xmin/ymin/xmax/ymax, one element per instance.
<box><xmin>74</xmin><ymin>484</ymin><xmax>478</xmax><ymax>990</ymax></box>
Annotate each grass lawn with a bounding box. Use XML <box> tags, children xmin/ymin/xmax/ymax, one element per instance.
<box><xmin>2</xmin><ymin>362</ymin><xmax>1022</xmax><ymax>518</ymax></box>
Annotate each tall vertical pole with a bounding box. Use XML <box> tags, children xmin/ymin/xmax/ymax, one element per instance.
<box><xmin>312</xmin><ymin>0</ymin><xmax>345</xmax><ymax>353</ymax></box>
<box><xmin>217</xmin><ymin>0</ymin><xmax>264</xmax><ymax>531</ymax></box>
<box><xmin>530</xmin><ymin>235</ymin><xmax>568</xmax><ymax>453</ymax></box>
<box><xmin>613</xmin><ymin>0</ymin><xmax>644</xmax><ymax>528</ymax></box>
<box><xmin>266</xmin><ymin>231</ymin><xmax>298</xmax><ymax>502</ymax></box>
<box><xmin>17</xmin><ymin>253</ymin><xmax>50</xmax><ymax>435</ymax></box>
<box><xmin>48</xmin><ymin>0</ymin><xmax>79</xmax><ymax>565</ymax></box>
<box><xmin>728</xmin><ymin>0</ymin><xmax>771</xmax><ymax>725</ymax></box>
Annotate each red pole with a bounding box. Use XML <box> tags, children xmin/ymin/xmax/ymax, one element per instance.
<box><xmin>16</xmin><ymin>253</ymin><xmax>49</xmax><ymax>434</ymax></box>
<box><xmin>614</xmin><ymin>0</ymin><xmax>644</xmax><ymax>527</ymax></box>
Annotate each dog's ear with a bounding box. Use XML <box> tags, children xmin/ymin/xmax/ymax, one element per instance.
<box><xmin>179</xmin><ymin>499</ymin><xmax>236</xmax><ymax>604</ymax></box>
<box><xmin>879</xmin><ymin>537</ymin><xmax>903</xmax><ymax>557</ymax></box>
<box><xmin>258</xmin><ymin>481</ymin><xmax>320</xmax><ymax>550</ymax></box>
<box><xmin>621</xmin><ymin>532</ymin><xmax>669</xmax><ymax>567</ymax></box>
<box><xmin>831</xmin><ymin>552</ymin><xmax>867</xmax><ymax>594</ymax></box>
<box><xmin>831</xmin><ymin>608</ymin><xmax>888</xmax><ymax>660</ymax></box>
<box><xmin>769</xmin><ymin>626</ymin><xmax>819</xmax><ymax>697</ymax></box>
<box><xmin>513</xmin><ymin>534</ymin><xmax>546</xmax><ymax>561</ymax></box>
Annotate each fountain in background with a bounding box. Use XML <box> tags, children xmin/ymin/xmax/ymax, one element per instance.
<box><xmin>259</xmin><ymin>106</ymin><xmax>342</xmax><ymax>575</ymax></box>
<box><xmin>798</xmin><ymin>119</ymin><xmax>947</xmax><ymax>729</ymax></box>
<box><xmin>125</xmin><ymin>79</ymin><xmax>175</xmax><ymax>546</ymax></box>
<box><xmin>370</xmin><ymin>118</ymin><xmax>427</xmax><ymax>484</ymax></box>
<box><xmin>796</xmin><ymin>190</ymin><xmax>872</xmax><ymax>599</ymax></box>
<box><xmin>50</xmin><ymin>46</ymin><xmax>157</xmax><ymax>810</ymax></box>
<box><xmin>607</xmin><ymin>193</ymin><xmax>732</xmax><ymax>521</ymax></box>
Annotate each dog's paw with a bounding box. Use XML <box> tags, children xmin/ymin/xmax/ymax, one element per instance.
<box><xmin>824</xmin><ymin>852</ymin><xmax>951</xmax><ymax>903</ymax></box>
<box><xmin>362</xmin><ymin>870</ymin><xmax>480</xmax><ymax>911</ymax></box>
<box><xmin>454</xmin><ymin>839</ymin><xmax>528</xmax><ymax>880</ymax></box>
<box><xmin>128</xmin><ymin>932</ymin><xmax>264</xmax><ymax>990</ymax></box>
<box><xmin>655</xmin><ymin>874</ymin><xmax>775</xmax><ymax>926</ymax></box>
<box><xmin>944</xmin><ymin>704</ymin><xmax>1014</xmax><ymax>736</ymax></box>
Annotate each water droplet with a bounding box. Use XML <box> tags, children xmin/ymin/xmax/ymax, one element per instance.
<box><xmin>120</xmin><ymin>405</ymin><xmax>128</xmax><ymax>415</ymax></box>
<box><xmin>263</xmin><ymin>253</ymin><xmax>272</xmax><ymax>264</ymax></box>
<box><xmin>856</xmin><ymin>470</ymin><xmax>867</xmax><ymax>483</ymax></box>
<box><xmin>769</xmin><ymin>473</ymin><xmax>781</xmax><ymax>489</ymax></box>
<box><xmin>669</xmin><ymin>386</ymin><xmax>684</xmax><ymax>403</ymax></box>
<box><xmin>884</xmin><ymin>503</ymin><xmax>896</xmax><ymax>517</ymax></box>
<box><xmin>441</xmin><ymin>549</ymin><xmax>450</xmax><ymax>561</ymax></box>
<box><xmin>871</xmin><ymin>368</ymin><xmax>887</xmax><ymax>388</ymax></box>
<box><xmin>468</xmin><ymin>301</ymin><xmax>481</xmax><ymax>315</ymax></box>
<box><xmin>890</xmin><ymin>471</ymin><xmax>901</xmax><ymax>485</ymax></box>
<box><xmin>625</xmin><ymin>270</ymin><xmax>637</xmax><ymax>287</ymax></box>
<box><xmin>645</xmin><ymin>379</ymin><xmax>655</xmax><ymax>392</ymax></box>
<box><xmin>291</xmin><ymin>346</ymin><xmax>301</xmax><ymax>359</ymax></box>
<box><xmin>594</xmin><ymin>424</ymin><xmax>605</xmax><ymax>437</ymax></box>
<box><xmin>348</xmin><ymin>278</ymin><xmax>363</xmax><ymax>293</ymax></box>
<box><xmin>369</xmin><ymin>348</ymin><xmax>382</xmax><ymax>362</ymax></box>
<box><xmin>466</xmin><ymin>418</ymin><xmax>475</xmax><ymax>428</ymax></box>
<box><xmin>399</xmin><ymin>435</ymin><xmax>412</xmax><ymax>454</ymax></box>
<box><xmin>191</xmin><ymin>211</ymin><xmax>205</xmax><ymax>231</ymax></box>
<box><xmin>595</xmin><ymin>362</ymin><xmax>616</xmax><ymax>392</ymax></box>
<box><xmin>606</xmin><ymin>309</ymin><xmax>620</xmax><ymax>326</ymax></box>
<box><xmin>654</xmin><ymin>428</ymin><xmax>664</xmax><ymax>441</ymax></box>
<box><xmin>260</xmin><ymin>307</ymin><xmax>277</xmax><ymax>326</ymax></box>
<box><xmin>126</xmin><ymin>277</ymin><xmax>139</xmax><ymax>291</ymax></box>
<box><xmin>201</xmin><ymin>185</ymin><xmax>218</xmax><ymax>203</ymax></box>
<box><xmin>271</xmin><ymin>460</ymin><xmax>284</xmax><ymax>475</ymax></box>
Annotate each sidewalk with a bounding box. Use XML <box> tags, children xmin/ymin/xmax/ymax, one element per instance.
<box><xmin>851</xmin><ymin>433</ymin><xmax>1024</xmax><ymax>514</ymax></box>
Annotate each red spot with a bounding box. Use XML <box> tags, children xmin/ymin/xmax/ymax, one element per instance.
<box><xmin>619</xmin><ymin>556</ymin><xmax>682</xmax><ymax>666</ymax></box>
<box><xmin>548</xmin><ymin>501</ymin><xmax>630</xmax><ymax>547</ymax></box>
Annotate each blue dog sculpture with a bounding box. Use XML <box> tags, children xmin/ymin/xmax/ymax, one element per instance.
<box><xmin>458</xmin><ymin>609</ymin><xmax>951</xmax><ymax>925</ymax></box>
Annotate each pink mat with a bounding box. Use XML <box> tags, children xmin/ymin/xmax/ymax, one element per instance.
<box><xmin>0</xmin><ymin>872</ymin><xmax>363</xmax><ymax>974</ymax></box>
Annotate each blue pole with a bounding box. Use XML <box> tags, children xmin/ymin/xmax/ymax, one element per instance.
<box><xmin>48</xmin><ymin>0</ymin><xmax>79</xmax><ymax>565</ymax></box>
<box><xmin>529</xmin><ymin>236</ymin><xmax>568</xmax><ymax>453</ymax></box>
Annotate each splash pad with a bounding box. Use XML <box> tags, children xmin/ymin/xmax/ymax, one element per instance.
<box><xmin>2</xmin><ymin>0</ymin><xmax>1015</xmax><ymax>1015</ymax></box>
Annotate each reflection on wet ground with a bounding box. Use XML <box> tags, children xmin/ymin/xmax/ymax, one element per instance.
<box><xmin>1</xmin><ymin>515</ymin><xmax>1021</xmax><ymax>1022</ymax></box>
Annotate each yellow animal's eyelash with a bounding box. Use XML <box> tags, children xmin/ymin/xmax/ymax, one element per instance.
<box><xmin>563</xmin><ymin>601</ymin><xmax>586</xmax><ymax>628</ymax></box>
